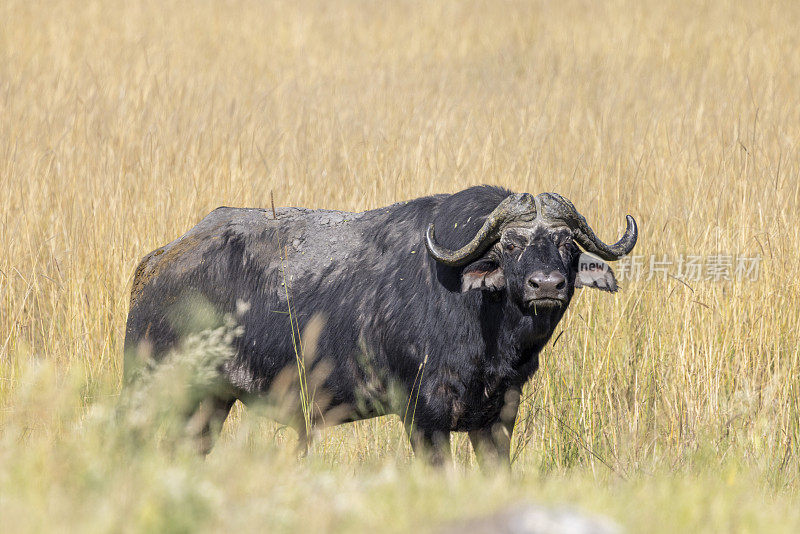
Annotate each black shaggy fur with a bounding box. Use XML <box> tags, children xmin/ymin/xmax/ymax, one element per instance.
<box><xmin>123</xmin><ymin>186</ymin><xmax>620</xmax><ymax>465</ymax></box>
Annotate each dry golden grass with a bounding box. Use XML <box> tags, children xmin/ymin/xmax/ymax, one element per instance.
<box><xmin>2</xmin><ymin>0</ymin><xmax>800</xmax><ymax>531</ymax></box>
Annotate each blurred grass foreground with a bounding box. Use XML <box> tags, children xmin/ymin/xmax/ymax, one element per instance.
<box><xmin>2</xmin><ymin>0</ymin><xmax>800</xmax><ymax>532</ymax></box>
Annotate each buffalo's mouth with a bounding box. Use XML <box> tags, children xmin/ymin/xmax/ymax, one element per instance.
<box><xmin>524</xmin><ymin>297</ymin><xmax>566</xmax><ymax>311</ymax></box>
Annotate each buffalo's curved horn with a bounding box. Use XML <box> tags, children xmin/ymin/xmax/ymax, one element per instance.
<box><xmin>425</xmin><ymin>193</ymin><xmax>538</xmax><ymax>266</ymax></box>
<box><xmin>537</xmin><ymin>192</ymin><xmax>637</xmax><ymax>261</ymax></box>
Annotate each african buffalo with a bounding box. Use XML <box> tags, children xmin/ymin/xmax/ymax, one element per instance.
<box><xmin>123</xmin><ymin>185</ymin><xmax>637</xmax><ymax>466</ymax></box>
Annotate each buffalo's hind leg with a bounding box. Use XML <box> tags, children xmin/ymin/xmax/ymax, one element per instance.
<box><xmin>186</xmin><ymin>396</ymin><xmax>236</xmax><ymax>455</ymax></box>
<box><xmin>295</xmin><ymin>422</ymin><xmax>312</xmax><ymax>458</ymax></box>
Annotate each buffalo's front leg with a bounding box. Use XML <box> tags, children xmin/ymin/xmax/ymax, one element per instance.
<box><xmin>468</xmin><ymin>425</ymin><xmax>511</xmax><ymax>470</ymax></box>
<box><xmin>468</xmin><ymin>387</ymin><xmax>521</xmax><ymax>470</ymax></box>
<box><xmin>405</xmin><ymin>424</ymin><xmax>452</xmax><ymax>466</ymax></box>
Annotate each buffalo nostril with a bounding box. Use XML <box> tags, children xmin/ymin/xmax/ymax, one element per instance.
<box><xmin>551</xmin><ymin>273</ymin><xmax>566</xmax><ymax>291</ymax></box>
<box><xmin>529</xmin><ymin>279</ymin><xmax>540</xmax><ymax>288</ymax></box>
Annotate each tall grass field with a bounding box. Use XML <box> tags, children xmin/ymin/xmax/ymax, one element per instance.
<box><xmin>2</xmin><ymin>0</ymin><xmax>800</xmax><ymax>531</ymax></box>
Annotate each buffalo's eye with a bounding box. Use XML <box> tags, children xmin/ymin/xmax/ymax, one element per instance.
<box><xmin>505</xmin><ymin>243</ymin><xmax>516</xmax><ymax>252</ymax></box>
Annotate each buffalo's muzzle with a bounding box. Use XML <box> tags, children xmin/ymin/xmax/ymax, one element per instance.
<box><xmin>525</xmin><ymin>271</ymin><xmax>567</xmax><ymax>306</ymax></box>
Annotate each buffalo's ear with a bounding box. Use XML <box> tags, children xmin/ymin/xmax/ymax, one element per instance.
<box><xmin>461</xmin><ymin>260</ymin><xmax>505</xmax><ymax>292</ymax></box>
<box><xmin>575</xmin><ymin>253</ymin><xmax>618</xmax><ymax>292</ymax></box>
